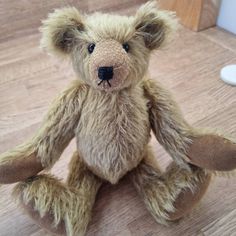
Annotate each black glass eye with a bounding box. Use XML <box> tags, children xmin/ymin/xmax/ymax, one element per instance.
<box><xmin>88</xmin><ymin>43</ymin><xmax>95</xmax><ymax>54</ymax></box>
<box><xmin>122</xmin><ymin>43</ymin><xmax>129</xmax><ymax>53</ymax></box>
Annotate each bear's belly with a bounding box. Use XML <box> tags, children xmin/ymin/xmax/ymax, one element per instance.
<box><xmin>75</xmin><ymin>89</ymin><xmax>150</xmax><ymax>184</ymax></box>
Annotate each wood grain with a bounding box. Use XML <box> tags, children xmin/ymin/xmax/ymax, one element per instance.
<box><xmin>158</xmin><ymin>0</ymin><xmax>203</xmax><ymax>31</ymax></box>
<box><xmin>0</xmin><ymin>2</ymin><xmax>236</xmax><ymax>236</ymax></box>
<box><xmin>199</xmin><ymin>0</ymin><xmax>221</xmax><ymax>31</ymax></box>
<box><xmin>200</xmin><ymin>26</ymin><xmax>236</xmax><ymax>53</ymax></box>
<box><xmin>158</xmin><ymin>0</ymin><xmax>221</xmax><ymax>31</ymax></box>
<box><xmin>201</xmin><ymin>209</ymin><xmax>236</xmax><ymax>236</ymax></box>
<box><xmin>0</xmin><ymin>0</ymin><xmax>146</xmax><ymax>43</ymax></box>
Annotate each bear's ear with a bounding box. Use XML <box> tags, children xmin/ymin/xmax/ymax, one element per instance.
<box><xmin>40</xmin><ymin>7</ymin><xmax>84</xmax><ymax>56</ymax></box>
<box><xmin>134</xmin><ymin>1</ymin><xmax>177</xmax><ymax>50</ymax></box>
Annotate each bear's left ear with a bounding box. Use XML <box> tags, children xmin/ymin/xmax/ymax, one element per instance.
<box><xmin>40</xmin><ymin>7</ymin><xmax>85</xmax><ymax>57</ymax></box>
<box><xmin>134</xmin><ymin>1</ymin><xmax>177</xmax><ymax>50</ymax></box>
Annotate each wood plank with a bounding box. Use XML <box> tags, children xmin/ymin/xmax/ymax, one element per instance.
<box><xmin>201</xmin><ymin>209</ymin><xmax>236</xmax><ymax>236</ymax></box>
<box><xmin>0</xmin><ymin>0</ymin><xmax>146</xmax><ymax>43</ymax></box>
<box><xmin>200</xmin><ymin>27</ymin><xmax>236</xmax><ymax>53</ymax></box>
<box><xmin>158</xmin><ymin>0</ymin><xmax>221</xmax><ymax>31</ymax></box>
<box><xmin>199</xmin><ymin>0</ymin><xmax>221</xmax><ymax>31</ymax></box>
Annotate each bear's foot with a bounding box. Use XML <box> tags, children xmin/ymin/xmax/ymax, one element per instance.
<box><xmin>20</xmin><ymin>199</ymin><xmax>66</xmax><ymax>235</ymax></box>
<box><xmin>131</xmin><ymin>160</ymin><xmax>211</xmax><ymax>224</ymax></box>
<box><xmin>14</xmin><ymin>173</ymin><xmax>101</xmax><ymax>236</ymax></box>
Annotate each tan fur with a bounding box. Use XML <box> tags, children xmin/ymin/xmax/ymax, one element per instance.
<box><xmin>0</xmin><ymin>1</ymin><xmax>235</xmax><ymax>235</ymax></box>
<box><xmin>14</xmin><ymin>152</ymin><xmax>102</xmax><ymax>236</ymax></box>
<box><xmin>40</xmin><ymin>7</ymin><xmax>85</xmax><ymax>56</ymax></box>
<box><xmin>34</xmin><ymin>80</ymin><xmax>88</xmax><ymax>168</ymax></box>
<box><xmin>76</xmin><ymin>85</ymin><xmax>150</xmax><ymax>184</ymax></box>
<box><xmin>134</xmin><ymin>1</ymin><xmax>178</xmax><ymax>49</ymax></box>
<box><xmin>143</xmin><ymin>78</ymin><xmax>196</xmax><ymax>169</ymax></box>
<box><xmin>130</xmin><ymin>148</ymin><xmax>211</xmax><ymax>225</ymax></box>
<box><xmin>0</xmin><ymin>79</ymin><xmax>88</xmax><ymax>172</ymax></box>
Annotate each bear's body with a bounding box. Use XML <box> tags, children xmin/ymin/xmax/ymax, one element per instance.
<box><xmin>76</xmin><ymin>84</ymin><xmax>150</xmax><ymax>184</ymax></box>
<box><xmin>0</xmin><ymin>2</ymin><xmax>235</xmax><ymax>236</ymax></box>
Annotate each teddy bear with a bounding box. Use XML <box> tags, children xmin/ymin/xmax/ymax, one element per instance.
<box><xmin>0</xmin><ymin>1</ymin><xmax>235</xmax><ymax>235</ymax></box>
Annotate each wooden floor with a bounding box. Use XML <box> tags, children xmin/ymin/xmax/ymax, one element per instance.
<box><xmin>0</xmin><ymin>2</ymin><xmax>236</xmax><ymax>236</ymax></box>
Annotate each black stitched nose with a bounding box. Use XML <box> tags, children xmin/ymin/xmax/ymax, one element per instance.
<box><xmin>98</xmin><ymin>66</ymin><xmax>113</xmax><ymax>80</ymax></box>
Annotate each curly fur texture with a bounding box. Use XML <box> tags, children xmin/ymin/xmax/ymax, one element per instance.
<box><xmin>130</xmin><ymin>147</ymin><xmax>211</xmax><ymax>225</ymax></box>
<box><xmin>143</xmin><ymin>79</ymin><xmax>195</xmax><ymax>168</ymax></box>
<box><xmin>14</xmin><ymin>152</ymin><xmax>102</xmax><ymax>236</ymax></box>
<box><xmin>34</xmin><ymin>80</ymin><xmax>88</xmax><ymax>168</ymax></box>
<box><xmin>76</xmin><ymin>85</ymin><xmax>150</xmax><ymax>184</ymax></box>
<box><xmin>40</xmin><ymin>1</ymin><xmax>177</xmax><ymax>93</ymax></box>
<box><xmin>0</xmin><ymin>1</ymin><xmax>236</xmax><ymax>236</ymax></box>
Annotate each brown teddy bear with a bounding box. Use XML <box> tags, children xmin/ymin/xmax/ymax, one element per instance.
<box><xmin>0</xmin><ymin>1</ymin><xmax>235</xmax><ymax>235</ymax></box>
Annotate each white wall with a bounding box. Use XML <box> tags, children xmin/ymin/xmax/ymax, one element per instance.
<box><xmin>217</xmin><ymin>0</ymin><xmax>236</xmax><ymax>35</ymax></box>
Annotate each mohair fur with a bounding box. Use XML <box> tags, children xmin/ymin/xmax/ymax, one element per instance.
<box><xmin>143</xmin><ymin>79</ymin><xmax>195</xmax><ymax>168</ymax></box>
<box><xmin>130</xmin><ymin>147</ymin><xmax>211</xmax><ymax>225</ymax></box>
<box><xmin>0</xmin><ymin>1</ymin><xmax>236</xmax><ymax>235</ymax></box>
<box><xmin>14</xmin><ymin>151</ymin><xmax>102</xmax><ymax>236</ymax></box>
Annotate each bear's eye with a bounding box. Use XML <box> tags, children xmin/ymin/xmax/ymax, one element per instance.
<box><xmin>88</xmin><ymin>43</ymin><xmax>95</xmax><ymax>54</ymax></box>
<box><xmin>122</xmin><ymin>43</ymin><xmax>129</xmax><ymax>53</ymax></box>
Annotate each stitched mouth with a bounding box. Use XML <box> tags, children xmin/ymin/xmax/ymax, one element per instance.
<box><xmin>98</xmin><ymin>79</ymin><xmax>112</xmax><ymax>87</ymax></box>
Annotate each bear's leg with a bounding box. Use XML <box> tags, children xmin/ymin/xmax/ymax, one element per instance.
<box><xmin>13</xmin><ymin>151</ymin><xmax>102</xmax><ymax>236</ymax></box>
<box><xmin>130</xmin><ymin>148</ymin><xmax>211</xmax><ymax>224</ymax></box>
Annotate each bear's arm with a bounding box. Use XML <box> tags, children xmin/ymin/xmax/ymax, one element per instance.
<box><xmin>0</xmin><ymin>80</ymin><xmax>88</xmax><ymax>183</ymax></box>
<box><xmin>33</xmin><ymin>80</ymin><xmax>88</xmax><ymax>167</ymax></box>
<box><xmin>142</xmin><ymin>78</ymin><xmax>193</xmax><ymax>168</ymax></box>
<box><xmin>143</xmin><ymin>78</ymin><xmax>236</xmax><ymax>171</ymax></box>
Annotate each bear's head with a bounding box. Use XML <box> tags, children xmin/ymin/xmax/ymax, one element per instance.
<box><xmin>40</xmin><ymin>1</ymin><xmax>177</xmax><ymax>92</ymax></box>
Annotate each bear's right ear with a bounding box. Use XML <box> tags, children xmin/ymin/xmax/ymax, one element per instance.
<box><xmin>40</xmin><ymin>7</ymin><xmax>84</xmax><ymax>56</ymax></box>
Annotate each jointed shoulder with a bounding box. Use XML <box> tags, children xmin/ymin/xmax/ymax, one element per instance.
<box><xmin>60</xmin><ymin>79</ymin><xmax>89</xmax><ymax>100</ymax></box>
<box><xmin>141</xmin><ymin>77</ymin><xmax>166</xmax><ymax>99</ymax></box>
<box><xmin>51</xmin><ymin>79</ymin><xmax>89</xmax><ymax>108</ymax></box>
<box><xmin>141</xmin><ymin>77</ymin><xmax>177</xmax><ymax>111</ymax></box>
<box><xmin>47</xmin><ymin>79</ymin><xmax>89</xmax><ymax>117</ymax></box>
